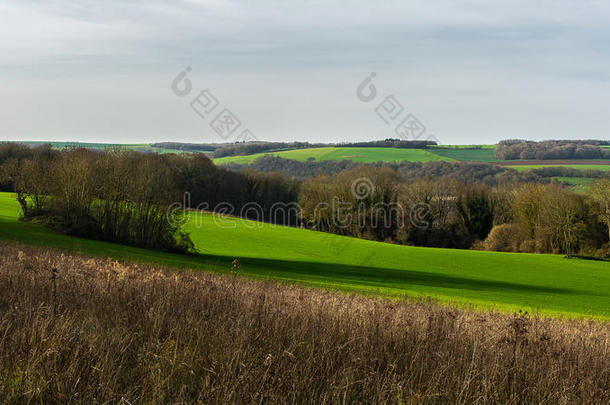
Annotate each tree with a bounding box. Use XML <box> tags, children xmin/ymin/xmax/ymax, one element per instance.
<box><xmin>537</xmin><ymin>187</ymin><xmax>585</xmax><ymax>255</ymax></box>
<box><xmin>455</xmin><ymin>185</ymin><xmax>495</xmax><ymax>241</ymax></box>
<box><xmin>589</xmin><ymin>179</ymin><xmax>610</xmax><ymax>242</ymax></box>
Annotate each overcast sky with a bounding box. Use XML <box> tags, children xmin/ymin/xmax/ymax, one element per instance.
<box><xmin>1</xmin><ymin>0</ymin><xmax>609</xmax><ymax>144</ymax></box>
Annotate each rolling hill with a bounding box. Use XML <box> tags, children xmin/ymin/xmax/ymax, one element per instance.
<box><xmin>11</xmin><ymin>142</ymin><xmax>610</xmax><ymax>173</ymax></box>
<box><xmin>213</xmin><ymin>147</ymin><xmax>456</xmax><ymax>164</ymax></box>
<box><xmin>0</xmin><ymin>192</ymin><xmax>608</xmax><ymax>318</ymax></box>
<box><xmin>426</xmin><ymin>147</ymin><xmax>499</xmax><ymax>162</ymax></box>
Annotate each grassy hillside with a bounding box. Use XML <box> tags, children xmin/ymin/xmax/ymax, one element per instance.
<box><xmin>426</xmin><ymin>147</ymin><xmax>499</xmax><ymax>162</ymax></box>
<box><xmin>213</xmin><ymin>147</ymin><xmax>455</xmax><ymax>164</ymax></box>
<box><xmin>0</xmin><ymin>192</ymin><xmax>609</xmax><ymax>318</ymax></box>
<box><xmin>429</xmin><ymin>144</ymin><xmax>495</xmax><ymax>149</ymax></box>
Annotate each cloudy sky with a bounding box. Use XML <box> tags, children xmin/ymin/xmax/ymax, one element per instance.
<box><xmin>1</xmin><ymin>0</ymin><xmax>609</xmax><ymax>144</ymax></box>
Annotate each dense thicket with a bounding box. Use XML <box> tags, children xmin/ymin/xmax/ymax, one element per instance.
<box><xmin>299</xmin><ymin>166</ymin><xmax>610</xmax><ymax>255</ymax></box>
<box><xmin>173</xmin><ymin>154</ymin><xmax>300</xmax><ymax>225</ymax></box>
<box><xmin>1</xmin><ymin>147</ymin><xmax>194</xmax><ymax>252</ymax></box>
<box><xmin>0</xmin><ymin>144</ymin><xmax>301</xmax><ymax>245</ymax></box>
<box><xmin>0</xmin><ymin>142</ymin><xmax>56</xmax><ymax>191</ymax></box>
<box><xmin>528</xmin><ymin>165</ymin><xmax>610</xmax><ymax>179</ymax></box>
<box><xmin>495</xmin><ymin>140</ymin><xmax>610</xmax><ymax>160</ymax></box>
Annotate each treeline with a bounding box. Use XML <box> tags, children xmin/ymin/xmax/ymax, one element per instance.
<box><xmin>299</xmin><ymin>166</ymin><xmax>610</xmax><ymax>256</ymax></box>
<box><xmin>225</xmin><ymin>155</ymin><xmax>549</xmax><ymax>185</ymax></box>
<box><xmin>224</xmin><ymin>155</ymin><xmax>360</xmax><ymax>180</ymax></box>
<box><xmin>495</xmin><ymin>140</ymin><xmax>610</xmax><ymax>160</ymax></box>
<box><xmin>0</xmin><ymin>143</ymin><xmax>300</xmax><ymax>250</ymax></box>
<box><xmin>1</xmin><ymin>145</ymin><xmax>193</xmax><ymax>252</ymax></box>
<box><xmin>337</xmin><ymin>138</ymin><xmax>437</xmax><ymax>148</ymax></box>
<box><xmin>528</xmin><ymin>165</ymin><xmax>610</xmax><ymax>179</ymax></box>
<box><xmin>150</xmin><ymin>142</ymin><xmax>216</xmax><ymax>152</ymax></box>
<box><xmin>0</xmin><ymin>142</ymin><xmax>44</xmax><ymax>191</ymax></box>
<box><xmin>212</xmin><ymin>141</ymin><xmax>326</xmax><ymax>158</ymax></box>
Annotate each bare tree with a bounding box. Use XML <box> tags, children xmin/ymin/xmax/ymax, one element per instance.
<box><xmin>589</xmin><ymin>179</ymin><xmax>610</xmax><ymax>242</ymax></box>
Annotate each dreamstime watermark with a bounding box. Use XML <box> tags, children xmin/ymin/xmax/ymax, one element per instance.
<box><xmin>351</xmin><ymin>177</ymin><xmax>375</xmax><ymax>200</ymax></box>
<box><xmin>171</xmin><ymin>66</ymin><xmax>258</xmax><ymax>143</ymax></box>
<box><xmin>167</xmin><ymin>178</ymin><xmax>431</xmax><ymax>231</ymax></box>
<box><xmin>356</xmin><ymin>72</ymin><xmax>440</xmax><ymax>144</ymax></box>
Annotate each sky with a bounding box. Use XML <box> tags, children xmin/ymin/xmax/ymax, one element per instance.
<box><xmin>1</xmin><ymin>0</ymin><xmax>609</xmax><ymax>145</ymax></box>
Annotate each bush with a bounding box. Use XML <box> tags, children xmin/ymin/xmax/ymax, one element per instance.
<box><xmin>481</xmin><ymin>223</ymin><xmax>523</xmax><ymax>252</ymax></box>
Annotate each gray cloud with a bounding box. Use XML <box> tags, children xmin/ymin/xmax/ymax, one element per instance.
<box><xmin>1</xmin><ymin>0</ymin><xmax>609</xmax><ymax>143</ymax></box>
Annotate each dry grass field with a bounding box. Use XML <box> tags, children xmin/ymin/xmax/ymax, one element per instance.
<box><xmin>0</xmin><ymin>243</ymin><xmax>608</xmax><ymax>404</ymax></box>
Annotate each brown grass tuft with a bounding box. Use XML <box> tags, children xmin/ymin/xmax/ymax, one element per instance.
<box><xmin>0</xmin><ymin>243</ymin><xmax>608</xmax><ymax>404</ymax></box>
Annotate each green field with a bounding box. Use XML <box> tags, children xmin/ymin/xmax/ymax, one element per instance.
<box><xmin>510</xmin><ymin>164</ymin><xmax>610</xmax><ymax>172</ymax></box>
<box><xmin>551</xmin><ymin>177</ymin><xmax>596</xmax><ymax>193</ymax></box>
<box><xmin>213</xmin><ymin>147</ymin><xmax>455</xmax><ymax>164</ymax></box>
<box><xmin>426</xmin><ymin>147</ymin><xmax>499</xmax><ymax>162</ymax></box>
<box><xmin>1</xmin><ymin>193</ymin><xmax>609</xmax><ymax>318</ymax></box>
<box><xmin>552</xmin><ymin>177</ymin><xmax>595</xmax><ymax>184</ymax></box>
<box><xmin>428</xmin><ymin>145</ymin><xmax>495</xmax><ymax>149</ymax></box>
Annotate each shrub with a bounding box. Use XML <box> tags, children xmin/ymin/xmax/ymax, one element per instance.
<box><xmin>482</xmin><ymin>223</ymin><xmax>523</xmax><ymax>252</ymax></box>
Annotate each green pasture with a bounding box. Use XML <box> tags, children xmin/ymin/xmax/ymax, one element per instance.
<box><xmin>0</xmin><ymin>193</ymin><xmax>609</xmax><ymax>318</ymax></box>
<box><xmin>551</xmin><ymin>177</ymin><xmax>596</xmax><ymax>193</ymax></box>
<box><xmin>213</xmin><ymin>147</ymin><xmax>455</xmax><ymax>165</ymax></box>
<box><xmin>426</xmin><ymin>147</ymin><xmax>499</xmax><ymax>162</ymax></box>
<box><xmin>552</xmin><ymin>177</ymin><xmax>595</xmax><ymax>185</ymax></box>
<box><xmin>428</xmin><ymin>145</ymin><xmax>495</xmax><ymax>149</ymax></box>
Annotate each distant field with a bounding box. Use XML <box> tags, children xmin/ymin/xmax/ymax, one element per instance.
<box><xmin>214</xmin><ymin>147</ymin><xmax>455</xmax><ymax>164</ymax></box>
<box><xmin>551</xmin><ymin>177</ymin><xmax>596</xmax><ymax>193</ymax></box>
<box><xmin>552</xmin><ymin>177</ymin><xmax>595</xmax><ymax>185</ymax></box>
<box><xmin>1</xmin><ymin>192</ymin><xmax>609</xmax><ymax>318</ymax></box>
<box><xmin>428</xmin><ymin>144</ymin><xmax>495</xmax><ymax>149</ymax></box>
<box><xmin>426</xmin><ymin>147</ymin><xmax>499</xmax><ymax>162</ymax></box>
<box><xmin>13</xmin><ymin>141</ymin><xmax>210</xmax><ymax>154</ymax></box>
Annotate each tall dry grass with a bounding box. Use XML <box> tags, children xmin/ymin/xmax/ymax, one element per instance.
<box><xmin>0</xmin><ymin>243</ymin><xmax>608</xmax><ymax>404</ymax></box>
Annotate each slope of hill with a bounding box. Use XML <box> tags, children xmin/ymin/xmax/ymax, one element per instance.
<box><xmin>427</xmin><ymin>146</ymin><xmax>499</xmax><ymax>162</ymax></box>
<box><xmin>0</xmin><ymin>192</ymin><xmax>609</xmax><ymax>318</ymax></box>
<box><xmin>213</xmin><ymin>147</ymin><xmax>455</xmax><ymax>164</ymax></box>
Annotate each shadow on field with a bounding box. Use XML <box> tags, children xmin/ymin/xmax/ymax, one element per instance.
<box><xmin>0</xmin><ymin>218</ymin><xmax>579</xmax><ymax>297</ymax></box>
<box><xmin>198</xmin><ymin>253</ymin><xmax>579</xmax><ymax>295</ymax></box>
